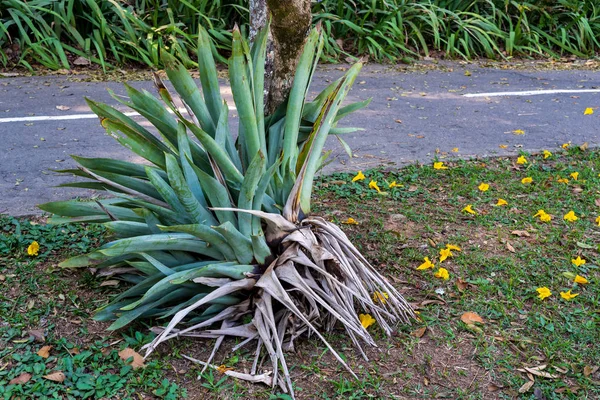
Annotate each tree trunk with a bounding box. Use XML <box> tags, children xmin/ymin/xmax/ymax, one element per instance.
<box><xmin>250</xmin><ymin>0</ymin><xmax>312</xmax><ymax>113</ymax></box>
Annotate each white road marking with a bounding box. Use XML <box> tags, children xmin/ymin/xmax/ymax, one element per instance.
<box><xmin>0</xmin><ymin>112</ymin><xmax>139</xmax><ymax>123</ymax></box>
<box><xmin>464</xmin><ymin>89</ymin><xmax>600</xmax><ymax>98</ymax></box>
<box><xmin>0</xmin><ymin>105</ymin><xmax>236</xmax><ymax>124</ymax></box>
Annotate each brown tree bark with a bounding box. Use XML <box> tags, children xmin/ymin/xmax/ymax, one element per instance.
<box><xmin>250</xmin><ymin>0</ymin><xmax>312</xmax><ymax>114</ymax></box>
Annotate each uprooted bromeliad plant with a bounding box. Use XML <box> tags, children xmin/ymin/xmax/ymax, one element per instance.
<box><xmin>39</xmin><ymin>24</ymin><xmax>414</xmax><ymax>396</ymax></box>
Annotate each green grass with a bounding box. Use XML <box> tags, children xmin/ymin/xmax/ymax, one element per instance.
<box><xmin>0</xmin><ymin>217</ymin><xmax>186</xmax><ymax>399</ymax></box>
<box><xmin>2</xmin><ymin>0</ymin><xmax>600</xmax><ymax>70</ymax></box>
<box><xmin>2</xmin><ymin>145</ymin><xmax>600</xmax><ymax>398</ymax></box>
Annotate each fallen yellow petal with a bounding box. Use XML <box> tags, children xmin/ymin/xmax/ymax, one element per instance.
<box><xmin>496</xmin><ymin>198</ymin><xmax>508</xmax><ymax>206</ymax></box>
<box><xmin>445</xmin><ymin>244</ymin><xmax>461</xmax><ymax>252</ymax></box>
<box><xmin>434</xmin><ymin>267</ymin><xmax>450</xmax><ymax>280</ymax></box>
<box><xmin>574</xmin><ymin>275</ymin><xmax>588</xmax><ymax>284</ymax></box>
<box><xmin>368</xmin><ymin>180</ymin><xmax>381</xmax><ymax>193</ymax></box>
<box><xmin>512</xmin><ymin>129</ymin><xmax>525</xmax><ymax>135</ymax></box>
<box><xmin>560</xmin><ymin>290</ymin><xmax>578</xmax><ymax>300</ymax></box>
<box><xmin>570</xmin><ymin>172</ymin><xmax>579</xmax><ymax>180</ymax></box>
<box><xmin>543</xmin><ymin>150</ymin><xmax>552</xmax><ymax>159</ymax></box>
<box><xmin>499</xmin><ymin>144</ymin><xmax>508</xmax><ymax>149</ymax></box>
<box><xmin>478</xmin><ymin>183</ymin><xmax>490</xmax><ymax>192</ymax></box>
<box><xmin>352</xmin><ymin>171</ymin><xmax>365</xmax><ymax>182</ymax></box>
<box><xmin>342</xmin><ymin>217</ymin><xmax>359</xmax><ymax>225</ymax></box>
<box><xmin>584</xmin><ymin>107</ymin><xmax>594</xmax><ymax>115</ymax></box>
<box><xmin>372</xmin><ymin>291</ymin><xmax>389</xmax><ymax>304</ymax></box>
<box><xmin>536</xmin><ymin>287</ymin><xmax>551</xmax><ymax>300</ymax></box>
<box><xmin>563</xmin><ymin>211</ymin><xmax>578</xmax><ymax>222</ymax></box>
<box><xmin>516</xmin><ymin>155</ymin><xmax>527</xmax><ymax>165</ymax></box>
<box><xmin>462</xmin><ymin>204</ymin><xmax>477</xmax><ymax>215</ymax></box>
<box><xmin>388</xmin><ymin>181</ymin><xmax>403</xmax><ymax>188</ymax></box>
<box><xmin>433</xmin><ymin>162</ymin><xmax>448</xmax><ymax>170</ymax></box>
<box><xmin>571</xmin><ymin>256</ymin><xmax>586</xmax><ymax>267</ymax></box>
<box><xmin>359</xmin><ymin>313</ymin><xmax>376</xmax><ymax>329</ymax></box>
<box><xmin>27</xmin><ymin>241</ymin><xmax>39</xmax><ymax>256</ymax></box>
<box><xmin>521</xmin><ymin>177</ymin><xmax>533</xmax><ymax>184</ymax></box>
<box><xmin>439</xmin><ymin>248</ymin><xmax>453</xmax><ymax>263</ymax></box>
<box><xmin>417</xmin><ymin>257</ymin><xmax>435</xmax><ymax>270</ymax></box>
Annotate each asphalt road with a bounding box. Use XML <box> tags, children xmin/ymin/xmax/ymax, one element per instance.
<box><xmin>1</xmin><ymin>63</ymin><xmax>599</xmax><ymax>216</ymax></box>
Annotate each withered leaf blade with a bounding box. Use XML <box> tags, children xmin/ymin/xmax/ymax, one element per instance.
<box><xmin>519</xmin><ymin>380</ymin><xmax>534</xmax><ymax>393</ymax></box>
<box><xmin>506</xmin><ymin>242</ymin><xmax>516</xmax><ymax>253</ymax></box>
<box><xmin>511</xmin><ymin>230</ymin><xmax>530</xmax><ymax>237</ymax></box>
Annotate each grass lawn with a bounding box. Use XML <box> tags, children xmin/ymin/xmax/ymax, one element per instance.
<box><xmin>1</xmin><ymin>145</ymin><xmax>599</xmax><ymax>399</ymax></box>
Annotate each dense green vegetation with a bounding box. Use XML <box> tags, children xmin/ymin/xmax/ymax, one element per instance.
<box><xmin>1</xmin><ymin>0</ymin><xmax>600</xmax><ymax>70</ymax></box>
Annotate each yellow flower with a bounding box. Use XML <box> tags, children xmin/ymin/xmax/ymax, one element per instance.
<box><xmin>543</xmin><ymin>150</ymin><xmax>552</xmax><ymax>159</ymax></box>
<box><xmin>499</xmin><ymin>144</ymin><xmax>508</xmax><ymax>149</ymax></box>
<box><xmin>342</xmin><ymin>217</ymin><xmax>359</xmax><ymax>225</ymax></box>
<box><xmin>533</xmin><ymin>209</ymin><xmax>552</xmax><ymax>222</ymax></box>
<box><xmin>27</xmin><ymin>241</ymin><xmax>39</xmax><ymax>256</ymax></box>
<box><xmin>536</xmin><ymin>287</ymin><xmax>552</xmax><ymax>300</ymax></box>
<box><xmin>388</xmin><ymin>181</ymin><xmax>403</xmax><ymax>188</ymax></box>
<box><xmin>496</xmin><ymin>198</ymin><xmax>508</xmax><ymax>206</ymax></box>
<box><xmin>359</xmin><ymin>313</ymin><xmax>376</xmax><ymax>329</ymax></box>
<box><xmin>478</xmin><ymin>183</ymin><xmax>490</xmax><ymax>192</ymax></box>
<box><xmin>574</xmin><ymin>275</ymin><xmax>589</xmax><ymax>284</ymax></box>
<box><xmin>352</xmin><ymin>171</ymin><xmax>365</xmax><ymax>182</ymax></box>
<box><xmin>512</xmin><ymin>129</ymin><xmax>525</xmax><ymax>135</ymax></box>
<box><xmin>452</xmin><ymin>147</ymin><xmax>459</xmax><ymax>152</ymax></box>
<box><xmin>570</xmin><ymin>172</ymin><xmax>579</xmax><ymax>180</ymax></box>
<box><xmin>584</xmin><ymin>107</ymin><xmax>594</xmax><ymax>115</ymax></box>
<box><xmin>517</xmin><ymin>156</ymin><xmax>527</xmax><ymax>165</ymax></box>
<box><xmin>439</xmin><ymin>248</ymin><xmax>453</xmax><ymax>262</ymax></box>
<box><xmin>369</xmin><ymin>180</ymin><xmax>381</xmax><ymax>193</ymax></box>
<box><xmin>445</xmin><ymin>244</ymin><xmax>461</xmax><ymax>252</ymax></box>
<box><xmin>417</xmin><ymin>257</ymin><xmax>435</xmax><ymax>270</ymax></box>
<box><xmin>560</xmin><ymin>290</ymin><xmax>579</xmax><ymax>300</ymax></box>
<box><xmin>557</xmin><ymin>177</ymin><xmax>569</xmax><ymax>184</ymax></box>
<box><xmin>562</xmin><ymin>143</ymin><xmax>570</xmax><ymax>149</ymax></box>
<box><xmin>596</xmin><ymin>216</ymin><xmax>600</xmax><ymax>226</ymax></box>
<box><xmin>216</xmin><ymin>365</ymin><xmax>234</xmax><ymax>374</ymax></box>
<box><xmin>521</xmin><ymin>177</ymin><xmax>533</xmax><ymax>184</ymax></box>
<box><xmin>462</xmin><ymin>204</ymin><xmax>477</xmax><ymax>215</ymax></box>
<box><xmin>372</xmin><ymin>292</ymin><xmax>389</xmax><ymax>304</ymax></box>
<box><xmin>434</xmin><ymin>267</ymin><xmax>450</xmax><ymax>280</ymax></box>
<box><xmin>563</xmin><ymin>211</ymin><xmax>578</xmax><ymax>222</ymax></box>
<box><xmin>433</xmin><ymin>162</ymin><xmax>448</xmax><ymax>170</ymax></box>
<box><xmin>571</xmin><ymin>256</ymin><xmax>586</xmax><ymax>267</ymax></box>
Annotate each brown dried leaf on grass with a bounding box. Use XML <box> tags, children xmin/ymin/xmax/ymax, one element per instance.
<box><xmin>511</xmin><ymin>230</ymin><xmax>530</xmax><ymax>237</ymax></box>
<box><xmin>456</xmin><ymin>278</ymin><xmax>468</xmax><ymax>292</ymax></box>
<box><xmin>37</xmin><ymin>345</ymin><xmax>52</xmax><ymax>358</ymax></box>
<box><xmin>506</xmin><ymin>242</ymin><xmax>516</xmax><ymax>253</ymax></box>
<box><xmin>9</xmin><ymin>373</ymin><xmax>32</xmax><ymax>385</ymax></box>
<box><xmin>43</xmin><ymin>371</ymin><xmax>65</xmax><ymax>383</ymax></box>
<box><xmin>118</xmin><ymin>348</ymin><xmax>145</xmax><ymax>369</ymax></box>
<box><xmin>410</xmin><ymin>327</ymin><xmax>427</xmax><ymax>338</ymax></box>
<box><xmin>460</xmin><ymin>312</ymin><xmax>484</xmax><ymax>325</ymax></box>
<box><xmin>584</xmin><ymin>365</ymin><xmax>599</xmax><ymax>377</ymax></box>
<box><xmin>519</xmin><ymin>380</ymin><xmax>534</xmax><ymax>393</ymax></box>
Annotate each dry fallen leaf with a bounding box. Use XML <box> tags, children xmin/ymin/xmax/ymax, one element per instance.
<box><xmin>9</xmin><ymin>373</ymin><xmax>32</xmax><ymax>385</ymax></box>
<box><xmin>517</xmin><ymin>365</ymin><xmax>558</xmax><ymax>379</ymax></box>
<box><xmin>511</xmin><ymin>230</ymin><xmax>530</xmax><ymax>237</ymax></box>
<box><xmin>584</xmin><ymin>365</ymin><xmax>599</xmax><ymax>377</ymax></box>
<box><xmin>37</xmin><ymin>345</ymin><xmax>52</xmax><ymax>358</ymax></box>
<box><xmin>28</xmin><ymin>329</ymin><xmax>45</xmax><ymax>342</ymax></box>
<box><xmin>55</xmin><ymin>105</ymin><xmax>71</xmax><ymax>111</ymax></box>
<box><xmin>43</xmin><ymin>371</ymin><xmax>65</xmax><ymax>383</ymax></box>
<box><xmin>456</xmin><ymin>278</ymin><xmax>468</xmax><ymax>292</ymax></box>
<box><xmin>595</xmin><ymin>199</ymin><xmax>600</xmax><ymax>207</ymax></box>
<box><xmin>488</xmin><ymin>383</ymin><xmax>504</xmax><ymax>392</ymax></box>
<box><xmin>461</xmin><ymin>311</ymin><xmax>485</xmax><ymax>325</ymax></box>
<box><xmin>519</xmin><ymin>380</ymin><xmax>534</xmax><ymax>393</ymax></box>
<box><xmin>506</xmin><ymin>242</ymin><xmax>516</xmax><ymax>253</ymax></box>
<box><xmin>410</xmin><ymin>327</ymin><xmax>427</xmax><ymax>338</ymax></box>
<box><xmin>118</xmin><ymin>348</ymin><xmax>145</xmax><ymax>369</ymax></box>
<box><xmin>579</xmin><ymin>142</ymin><xmax>589</xmax><ymax>151</ymax></box>
<box><xmin>394</xmin><ymin>119</ymin><xmax>402</xmax><ymax>123</ymax></box>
